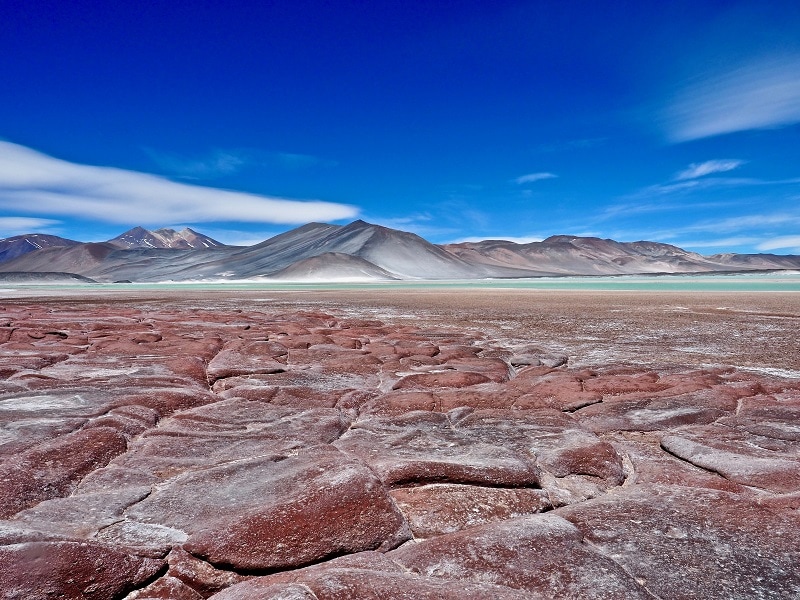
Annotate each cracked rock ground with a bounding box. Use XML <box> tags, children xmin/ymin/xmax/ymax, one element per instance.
<box><xmin>0</xmin><ymin>291</ymin><xmax>798</xmax><ymax>599</ymax></box>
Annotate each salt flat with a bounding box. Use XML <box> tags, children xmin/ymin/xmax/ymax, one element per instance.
<box><xmin>0</xmin><ymin>288</ymin><xmax>798</xmax><ymax>599</ymax></box>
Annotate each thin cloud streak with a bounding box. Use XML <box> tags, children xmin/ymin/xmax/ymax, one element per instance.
<box><xmin>0</xmin><ymin>216</ymin><xmax>62</xmax><ymax>237</ymax></box>
<box><xmin>672</xmin><ymin>236</ymin><xmax>761</xmax><ymax>249</ymax></box>
<box><xmin>664</xmin><ymin>55</ymin><xmax>800</xmax><ymax>142</ymax></box>
<box><xmin>675</xmin><ymin>159</ymin><xmax>745</xmax><ymax>181</ymax></box>
<box><xmin>621</xmin><ymin>176</ymin><xmax>800</xmax><ymax>203</ymax></box>
<box><xmin>0</xmin><ymin>142</ymin><xmax>359</xmax><ymax>226</ymax></box>
<box><xmin>622</xmin><ymin>212</ymin><xmax>800</xmax><ymax>245</ymax></box>
<box><xmin>514</xmin><ymin>172</ymin><xmax>557</xmax><ymax>184</ymax></box>
<box><xmin>757</xmin><ymin>235</ymin><xmax>800</xmax><ymax>251</ymax></box>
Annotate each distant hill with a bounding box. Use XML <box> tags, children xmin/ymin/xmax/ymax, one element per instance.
<box><xmin>0</xmin><ymin>234</ymin><xmax>81</xmax><ymax>263</ymax></box>
<box><xmin>1</xmin><ymin>220</ymin><xmax>798</xmax><ymax>282</ymax></box>
<box><xmin>0</xmin><ymin>271</ymin><xmax>97</xmax><ymax>283</ymax></box>
<box><xmin>442</xmin><ymin>236</ymin><xmax>727</xmax><ymax>275</ymax></box>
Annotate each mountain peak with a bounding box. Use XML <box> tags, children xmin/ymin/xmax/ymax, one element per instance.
<box><xmin>0</xmin><ymin>233</ymin><xmax>81</xmax><ymax>263</ymax></box>
<box><xmin>107</xmin><ymin>227</ymin><xmax>225</xmax><ymax>250</ymax></box>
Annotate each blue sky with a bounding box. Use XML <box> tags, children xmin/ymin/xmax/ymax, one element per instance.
<box><xmin>1</xmin><ymin>0</ymin><xmax>800</xmax><ymax>253</ymax></box>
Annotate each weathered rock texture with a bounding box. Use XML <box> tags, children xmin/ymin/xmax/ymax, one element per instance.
<box><xmin>0</xmin><ymin>296</ymin><xmax>798</xmax><ymax>599</ymax></box>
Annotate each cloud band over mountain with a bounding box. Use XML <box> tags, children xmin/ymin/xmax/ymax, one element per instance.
<box><xmin>0</xmin><ymin>141</ymin><xmax>359</xmax><ymax>226</ymax></box>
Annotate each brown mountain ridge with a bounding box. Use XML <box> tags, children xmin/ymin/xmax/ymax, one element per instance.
<box><xmin>0</xmin><ymin>220</ymin><xmax>798</xmax><ymax>282</ymax></box>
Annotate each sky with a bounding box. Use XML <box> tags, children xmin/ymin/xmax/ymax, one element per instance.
<box><xmin>1</xmin><ymin>0</ymin><xmax>800</xmax><ymax>253</ymax></box>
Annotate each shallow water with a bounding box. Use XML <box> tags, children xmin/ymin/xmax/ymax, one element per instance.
<box><xmin>3</xmin><ymin>271</ymin><xmax>800</xmax><ymax>295</ymax></box>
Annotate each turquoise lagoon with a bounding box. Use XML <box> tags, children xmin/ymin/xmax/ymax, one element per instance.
<box><xmin>3</xmin><ymin>271</ymin><xmax>800</xmax><ymax>294</ymax></box>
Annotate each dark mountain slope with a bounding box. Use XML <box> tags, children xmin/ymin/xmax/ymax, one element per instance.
<box><xmin>0</xmin><ymin>234</ymin><xmax>81</xmax><ymax>263</ymax></box>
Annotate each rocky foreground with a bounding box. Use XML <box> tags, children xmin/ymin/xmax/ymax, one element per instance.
<box><xmin>0</xmin><ymin>293</ymin><xmax>798</xmax><ymax>599</ymax></box>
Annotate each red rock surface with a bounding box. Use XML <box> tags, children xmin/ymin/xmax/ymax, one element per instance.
<box><xmin>0</xmin><ymin>294</ymin><xmax>798</xmax><ymax>598</ymax></box>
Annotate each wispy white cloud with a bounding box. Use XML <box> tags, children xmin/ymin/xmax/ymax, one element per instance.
<box><xmin>626</xmin><ymin>213</ymin><xmax>800</xmax><ymax>246</ymax></box>
<box><xmin>514</xmin><ymin>172</ymin><xmax>557</xmax><ymax>184</ymax></box>
<box><xmin>620</xmin><ymin>176</ymin><xmax>800</xmax><ymax>204</ymax></box>
<box><xmin>663</xmin><ymin>54</ymin><xmax>800</xmax><ymax>142</ymax></box>
<box><xmin>671</xmin><ymin>236</ymin><xmax>761</xmax><ymax>249</ymax></box>
<box><xmin>756</xmin><ymin>235</ymin><xmax>800</xmax><ymax>252</ymax></box>
<box><xmin>689</xmin><ymin>213</ymin><xmax>800</xmax><ymax>234</ymax></box>
<box><xmin>0</xmin><ymin>216</ymin><xmax>62</xmax><ymax>237</ymax></box>
<box><xmin>675</xmin><ymin>159</ymin><xmax>745</xmax><ymax>181</ymax></box>
<box><xmin>0</xmin><ymin>141</ymin><xmax>359</xmax><ymax>226</ymax></box>
<box><xmin>600</xmin><ymin>198</ymin><xmax>734</xmax><ymax>220</ymax></box>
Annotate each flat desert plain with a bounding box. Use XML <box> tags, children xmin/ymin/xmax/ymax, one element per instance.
<box><xmin>1</xmin><ymin>288</ymin><xmax>798</xmax><ymax>599</ymax></box>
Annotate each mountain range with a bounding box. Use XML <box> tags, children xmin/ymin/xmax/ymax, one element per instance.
<box><xmin>1</xmin><ymin>220</ymin><xmax>798</xmax><ymax>283</ymax></box>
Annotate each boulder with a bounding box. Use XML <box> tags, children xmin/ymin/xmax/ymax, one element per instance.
<box><xmin>0</xmin><ymin>541</ymin><xmax>163</xmax><ymax>600</ymax></box>
<box><xmin>389</xmin><ymin>513</ymin><xmax>652</xmax><ymax>598</ymax></box>
<box><xmin>334</xmin><ymin>412</ymin><xmax>540</xmax><ymax>487</ymax></box>
<box><xmin>126</xmin><ymin>446</ymin><xmax>410</xmax><ymax>570</ymax></box>
<box><xmin>558</xmin><ymin>484</ymin><xmax>800</xmax><ymax>599</ymax></box>
<box><xmin>390</xmin><ymin>483</ymin><xmax>551</xmax><ymax>538</ymax></box>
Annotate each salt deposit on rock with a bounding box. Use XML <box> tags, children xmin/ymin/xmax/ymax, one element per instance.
<box><xmin>0</xmin><ymin>294</ymin><xmax>798</xmax><ymax>598</ymax></box>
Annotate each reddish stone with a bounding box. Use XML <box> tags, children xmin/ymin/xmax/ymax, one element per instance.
<box><xmin>363</xmin><ymin>340</ymin><xmax>397</xmax><ymax>357</ymax></box>
<box><xmin>281</xmin><ymin>334</ymin><xmax>335</xmax><ymax>349</ymax></box>
<box><xmin>392</xmin><ymin>371</ymin><xmax>491</xmax><ymax>390</ymax></box>
<box><xmin>581</xmin><ymin>369</ymin><xmax>668</xmax><ymax>396</ymax></box>
<box><xmin>390</xmin><ymin>483</ymin><xmax>551</xmax><ymax>538</ymax></box>
<box><xmin>434</xmin><ymin>387</ymin><xmax>516</xmax><ymax>411</ymax></box>
<box><xmin>327</xmin><ymin>334</ymin><xmax>364</xmax><ymax>349</ymax></box>
<box><xmin>508</xmin><ymin>370</ymin><xmax>603</xmax><ymax>411</ymax></box>
<box><xmin>131</xmin><ymin>331</ymin><xmax>164</xmax><ymax>344</ymax></box>
<box><xmin>442</xmin><ymin>356</ymin><xmax>512</xmax><ymax>382</ymax></box>
<box><xmin>107</xmin><ymin>388</ymin><xmax>218</xmax><ymax>417</ymax></box>
<box><xmin>718</xmin><ymin>393</ymin><xmax>800</xmax><ymax>441</ymax></box>
<box><xmin>206</xmin><ymin>349</ymin><xmax>286</xmax><ymax>384</ymax></box>
<box><xmin>210</xmin><ymin>551</ymin><xmax>531</xmax><ymax>599</ymax></box>
<box><xmin>456</xmin><ymin>409</ymin><xmax>625</xmax><ymax>484</ymax></box>
<box><xmin>165</xmin><ymin>356</ymin><xmax>210</xmax><ymax>386</ymax></box>
<box><xmin>0</xmin><ymin>426</ymin><xmax>127</xmax><ymax>518</ymax></box>
<box><xmin>434</xmin><ymin>345</ymin><xmax>483</xmax><ymax>361</ymax></box>
<box><xmin>210</xmin><ymin>582</ymin><xmax>318</xmax><ymax>599</ymax></box>
<box><xmin>269</xmin><ymin>386</ymin><xmax>348</xmax><ymax>408</ymax></box>
<box><xmin>333</xmin><ymin>412</ymin><xmax>540</xmax><ymax>487</ymax></box>
<box><xmin>359</xmin><ymin>390</ymin><xmax>439</xmax><ymax>416</ymax></box>
<box><xmin>389</xmin><ymin>514</ymin><xmax>652</xmax><ymax>598</ymax></box>
<box><xmin>391</xmin><ymin>340</ymin><xmax>439</xmax><ymax>358</ymax></box>
<box><xmin>111</xmin><ymin>403</ymin><xmax>348</xmax><ymax>478</ymax></box>
<box><xmin>607</xmin><ymin>432</ymin><xmax>747</xmax><ymax>494</ymax></box>
<box><xmin>573</xmin><ymin>387</ymin><xmax>739</xmax><ymax>433</ymax></box>
<box><xmin>126</xmin><ymin>576</ymin><xmax>204</xmax><ymax>600</ymax></box>
<box><xmin>0</xmin><ymin>541</ymin><xmax>164</xmax><ymax>600</ymax></box>
<box><xmin>0</xmin><ymin>415</ymin><xmax>87</xmax><ymax>456</ymax></box>
<box><xmin>13</xmin><ymin>486</ymin><xmax>151</xmax><ymax>540</ymax></box>
<box><xmin>558</xmin><ymin>484</ymin><xmax>800</xmax><ymax>599</ymax></box>
<box><xmin>126</xmin><ymin>446</ymin><xmax>410</xmax><ymax>570</ymax></box>
<box><xmin>86</xmin><ymin>404</ymin><xmax>160</xmax><ymax>438</ymax></box>
<box><xmin>168</xmin><ymin>547</ymin><xmax>250</xmax><ymax>597</ymax></box>
<box><xmin>661</xmin><ymin>426</ymin><xmax>800</xmax><ymax>493</ymax></box>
